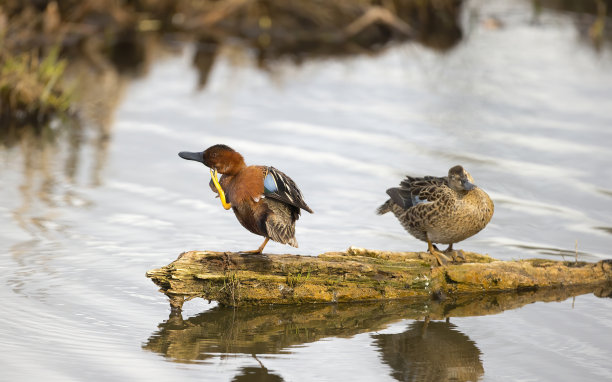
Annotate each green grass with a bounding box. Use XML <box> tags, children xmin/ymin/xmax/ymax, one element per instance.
<box><xmin>1</xmin><ymin>44</ymin><xmax>73</xmax><ymax>126</ymax></box>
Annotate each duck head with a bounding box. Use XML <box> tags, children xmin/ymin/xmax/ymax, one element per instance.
<box><xmin>448</xmin><ymin>165</ymin><xmax>476</xmax><ymax>192</ymax></box>
<box><xmin>179</xmin><ymin>144</ymin><xmax>246</xmax><ymax>175</ymax></box>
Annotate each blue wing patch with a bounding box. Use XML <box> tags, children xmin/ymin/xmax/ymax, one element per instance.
<box><xmin>262</xmin><ymin>167</ymin><xmax>314</xmax><ymax>213</ymax></box>
<box><xmin>264</xmin><ymin>172</ymin><xmax>278</xmax><ymax>194</ymax></box>
<box><xmin>411</xmin><ymin>195</ymin><xmax>429</xmax><ymax>205</ymax></box>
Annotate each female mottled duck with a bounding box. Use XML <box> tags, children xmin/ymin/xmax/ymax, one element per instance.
<box><xmin>377</xmin><ymin>165</ymin><xmax>494</xmax><ymax>266</ymax></box>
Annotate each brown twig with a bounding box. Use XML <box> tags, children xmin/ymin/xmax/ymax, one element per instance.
<box><xmin>345</xmin><ymin>6</ymin><xmax>413</xmax><ymax>38</ymax></box>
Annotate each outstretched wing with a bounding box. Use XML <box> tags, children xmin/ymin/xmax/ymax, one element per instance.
<box><xmin>263</xmin><ymin>167</ymin><xmax>313</xmax><ymax>213</ymax></box>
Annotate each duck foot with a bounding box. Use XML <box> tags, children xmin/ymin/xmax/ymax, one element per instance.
<box><xmin>239</xmin><ymin>249</ymin><xmax>263</xmax><ymax>254</ymax></box>
<box><xmin>427</xmin><ymin>239</ymin><xmax>450</xmax><ymax>266</ymax></box>
<box><xmin>444</xmin><ymin>244</ymin><xmax>466</xmax><ymax>263</ymax></box>
<box><xmin>431</xmin><ymin>250</ymin><xmax>450</xmax><ymax>266</ymax></box>
<box><xmin>239</xmin><ymin>237</ymin><xmax>270</xmax><ymax>255</ymax></box>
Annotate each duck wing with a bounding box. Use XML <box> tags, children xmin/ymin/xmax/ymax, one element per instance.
<box><xmin>263</xmin><ymin>167</ymin><xmax>314</xmax><ymax>214</ymax></box>
<box><xmin>262</xmin><ymin>198</ymin><xmax>299</xmax><ymax>247</ymax></box>
<box><xmin>387</xmin><ymin>176</ymin><xmax>449</xmax><ymax>209</ymax></box>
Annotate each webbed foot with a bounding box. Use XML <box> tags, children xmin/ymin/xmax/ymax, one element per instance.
<box><xmin>444</xmin><ymin>244</ymin><xmax>466</xmax><ymax>263</ymax></box>
<box><xmin>239</xmin><ymin>249</ymin><xmax>263</xmax><ymax>254</ymax></box>
<box><xmin>239</xmin><ymin>238</ymin><xmax>270</xmax><ymax>254</ymax></box>
<box><xmin>431</xmin><ymin>249</ymin><xmax>450</xmax><ymax>266</ymax></box>
<box><xmin>427</xmin><ymin>239</ymin><xmax>450</xmax><ymax>266</ymax></box>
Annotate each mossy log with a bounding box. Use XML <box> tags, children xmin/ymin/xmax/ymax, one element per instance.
<box><xmin>146</xmin><ymin>247</ymin><xmax>612</xmax><ymax>308</ymax></box>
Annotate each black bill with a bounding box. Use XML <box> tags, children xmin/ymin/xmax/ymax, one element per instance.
<box><xmin>178</xmin><ymin>151</ymin><xmax>205</xmax><ymax>163</ymax></box>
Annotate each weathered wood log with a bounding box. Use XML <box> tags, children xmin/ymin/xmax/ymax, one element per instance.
<box><xmin>146</xmin><ymin>247</ymin><xmax>612</xmax><ymax>308</ymax></box>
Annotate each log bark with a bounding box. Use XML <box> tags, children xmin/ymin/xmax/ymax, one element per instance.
<box><xmin>145</xmin><ymin>247</ymin><xmax>612</xmax><ymax>309</ymax></box>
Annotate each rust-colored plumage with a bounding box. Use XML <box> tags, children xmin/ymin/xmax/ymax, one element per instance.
<box><xmin>179</xmin><ymin>144</ymin><xmax>313</xmax><ymax>253</ymax></box>
<box><xmin>378</xmin><ymin>165</ymin><xmax>494</xmax><ymax>265</ymax></box>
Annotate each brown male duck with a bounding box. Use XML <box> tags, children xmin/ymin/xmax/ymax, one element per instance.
<box><xmin>179</xmin><ymin>144</ymin><xmax>313</xmax><ymax>254</ymax></box>
<box><xmin>377</xmin><ymin>165</ymin><xmax>494</xmax><ymax>266</ymax></box>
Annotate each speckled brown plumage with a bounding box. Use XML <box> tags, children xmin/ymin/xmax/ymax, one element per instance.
<box><xmin>378</xmin><ymin>165</ymin><xmax>493</xmax><ymax>264</ymax></box>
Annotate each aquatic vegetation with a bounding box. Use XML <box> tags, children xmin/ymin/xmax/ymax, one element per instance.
<box><xmin>1</xmin><ymin>0</ymin><xmax>609</xmax><ymax>132</ymax></box>
<box><xmin>0</xmin><ymin>0</ymin><xmax>464</xmax><ymax>131</ymax></box>
<box><xmin>0</xmin><ymin>45</ymin><xmax>72</xmax><ymax>128</ymax></box>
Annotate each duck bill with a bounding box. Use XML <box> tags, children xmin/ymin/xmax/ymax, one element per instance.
<box><xmin>462</xmin><ymin>180</ymin><xmax>476</xmax><ymax>191</ymax></box>
<box><xmin>178</xmin><ymin>151</ymin><xmax>205</xmax><ymax>164</ymax></box>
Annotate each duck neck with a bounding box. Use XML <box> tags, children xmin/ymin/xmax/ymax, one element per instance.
<box><xmin>221</xmin><ymin>151</ymin><xmax>247</xmax><ymax>176</ymax></box>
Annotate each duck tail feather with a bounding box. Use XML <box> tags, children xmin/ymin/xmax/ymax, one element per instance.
<box><xmin>287</xmin><ymin>237</ymin><xmax>298</xmax><ymax>248</ymax></box>
<box><xmin>377</xmin><ymin>199</ymin><xmax>393</xmax><ymax>215</ymax></box>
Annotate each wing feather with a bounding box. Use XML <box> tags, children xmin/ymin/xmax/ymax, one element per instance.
<box><xmin>263</xmin><ymin>167</ymin><xmax>313</xmax><ymax>214</ymax></box>
<box><xmin>400</xmin><ymin>176</ymin><xmax>449</xmax><ymax>205</ymax></box>
<box><xmin>262</xmin><ymin>198</ymin><xmax>299</xmax><ymax>247</ymax></box>
<box><xmin>386</xmin><ymin>187</ymin><xmax>413</xmax><ymax>209</ymax></box>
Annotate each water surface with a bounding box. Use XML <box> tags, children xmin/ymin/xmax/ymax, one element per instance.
<box><xmin>1</xmin><ymin>0</ymin><xmax>612</xmax><ymax>381</ymax></box>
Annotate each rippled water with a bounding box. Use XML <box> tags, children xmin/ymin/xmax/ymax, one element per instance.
<box><xmin>1</xmin><ymin>1</ymin><xmax>612</xmax><ymax>381</ymax></box>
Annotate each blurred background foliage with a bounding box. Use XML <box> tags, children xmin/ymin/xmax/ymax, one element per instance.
<box><xmin>0</xmin><ymin>0</ymin><xmax>610</xmax><ymax>135</ymax></box>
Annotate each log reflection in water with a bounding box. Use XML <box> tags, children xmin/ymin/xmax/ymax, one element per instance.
<box><xmin>143</xmin><ymin>283</ymin><xmax>610</xmax><ymax>366</ymax></box>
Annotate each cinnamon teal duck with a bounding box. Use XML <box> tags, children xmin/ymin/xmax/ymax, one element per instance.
<box><xmin>179</xmin><ymin>144</ymin><xmax>313</xmax><ymax>253</ymax></box>
<box><xmin>377</xmin><ymin>165</ymin><xmax>494</xmax><ymax>266</ymax></box>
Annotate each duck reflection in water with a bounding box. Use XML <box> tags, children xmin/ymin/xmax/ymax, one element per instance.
<box><xmin>144</xmin><ymin>302</ymin><xmax>485</xmax><ymax>382</ymax></box>
<box><xmin>232</xmin><ymin>365</ymin><xmax>284</xmax><ymax>382</ymax></box>
<box><xmin>147</xmin><ymin>284</ymin><xmax>611</xmax><ymax>381</ymax></box>
<box><xmin>372</xmin><ymin>319</ymin><xmax>484</xmax><ymax>382</ymax></box>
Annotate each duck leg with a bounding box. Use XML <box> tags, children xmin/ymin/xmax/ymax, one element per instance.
<box><xmin>210</xmin><ymin>169</ymin><xmax>232</xmax><ymax>210</ymax></box>
<box><xmin>241</xmin><ymin>237</ymin><xmax>270</xmax><ymax>254</ymax></box>
<box><xmin>444</xmin><ymin>243</ymin><xmax>466</xmax><ymax>262</ymax></box>
<box><xmin>427</xmin><ymin>238</ymin><xmax>450</xmax><ymax>266</ymax></box>
<box><xmin>421</xmin><ymin>316</ymin><xmax>430</xmax><ymax>337</ymax></box>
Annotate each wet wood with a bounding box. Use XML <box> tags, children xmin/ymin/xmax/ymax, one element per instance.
<box><xmin>145</xmin><ymin>247</ymin><xmax>612</xmax><ymax>308</ymax></box>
